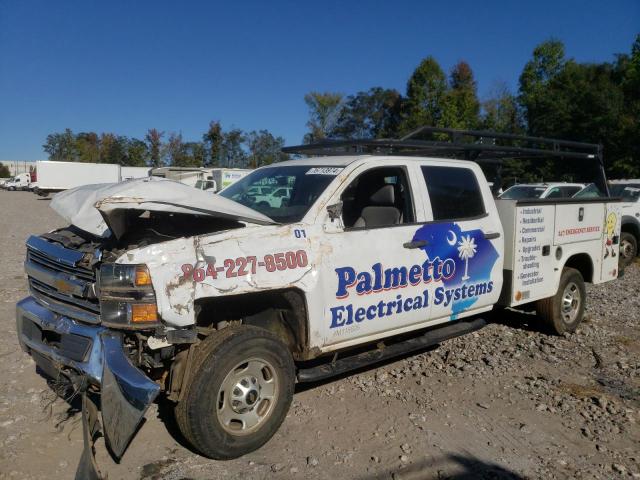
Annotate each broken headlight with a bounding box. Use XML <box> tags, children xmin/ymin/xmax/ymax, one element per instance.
<box><xmin>98</xmin><ymin>264</ymin><xmax>159</xmax><ymax>328</ymax></box>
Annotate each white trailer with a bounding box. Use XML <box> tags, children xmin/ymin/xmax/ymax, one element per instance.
<box><xmin>151</xmin><ymin>167</ymin><xmax>212</xmax><ymax>188</ymax></box>
<box><xmin>120</xmin><ymin>166</ymin><xmax>150</xmax><ymax>180</ymax></box>
<box><xmin>152</xmin><ymin>167</ymin><xmax>252</xmax><ymax>192</ymax></box>
<box><xmin>35</xmin><ymin>161</ymin><xmax>121</xmax><ymax>196</ymax></box>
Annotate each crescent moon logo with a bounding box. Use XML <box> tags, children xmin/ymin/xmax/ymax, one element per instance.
<box><xmin>446</xmin><ymin>230</ymin><xmax>457</xmax><ymax>246</ymax></box>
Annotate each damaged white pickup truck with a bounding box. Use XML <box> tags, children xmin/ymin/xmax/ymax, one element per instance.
<box><xmin>16</xmin><ymin>128</ymin><xmax>622</xmax><ymax>476</ymax></box>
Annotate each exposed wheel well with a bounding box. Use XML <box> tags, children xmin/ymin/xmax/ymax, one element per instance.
<box><xmin>563</xmin><ymin>253</ymin><xmax>594</xmax><ymax>283</ymax></box>
<box><xmin>622</xmin><ymin>221</ymin><xmax>640</xmax><ymax>241</ymax></box>
<box><xmin>194</xmin><ymin>288</ymin><xmax>311</xmax><ymax>360</ymax></box>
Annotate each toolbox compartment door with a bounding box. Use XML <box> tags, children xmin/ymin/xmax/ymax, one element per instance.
<box><xmin>600</xmin><ymin>202</ymin><xmax>622</xmax><ymax>282</ymax></box>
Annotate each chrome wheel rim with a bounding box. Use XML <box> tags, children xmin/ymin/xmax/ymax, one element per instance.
<box><xmin>620</xmin><ymin>239</ymin><xmax>635</xmax><ymax>260</ymax></box>
<box><xmin>561</xmin><ymin>282</ymin><xmax>581</xmax><ymax>323</ymax></box>
<box><xmin>216</xmin><ymin>358</ymin><xmax>279</xmax><ymax>435</ymax></box>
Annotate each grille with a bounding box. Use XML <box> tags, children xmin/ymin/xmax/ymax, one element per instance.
<box><xmin>25</xmin><ymin>235</ymin><xmax>100</xmax><ymax>323</ymax></box>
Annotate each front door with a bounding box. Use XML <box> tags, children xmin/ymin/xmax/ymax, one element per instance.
<box><xmin>319</xmin><ymin>162</ymin><xmax>435</xmax><ymax>347</ymax></box>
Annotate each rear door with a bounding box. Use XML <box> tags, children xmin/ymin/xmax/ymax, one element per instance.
<box><xmin>416</xmin><ymin>162</ymin><xmax>504</xmax><ymax>321</ymax></box>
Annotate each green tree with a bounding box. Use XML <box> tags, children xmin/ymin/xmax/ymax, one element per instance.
<box><xmin>43</xmin><ymin>128</ymin><xmax>76</xmax><ymax>161</ymax></box>
<box><xmin>125</xmin><ymin>138</ymin><xmax>149</xmax><ymax>166</ymax></box>
<box><xmin>330</xmin><ymin>87</ymin><xmax>402</xmax><ymax>139</ymax></box>
<box><xmin>440</xmin><ymin>61</ymin><xmax>480</xmax><ymax>129</ymax></box>
<box><xmin>610</xmin><ymin>33</ymin><xmax>640</xmax><ymax>177</ymax></box>
<box><xmin>246</xmin><ymin>130</ymin><xmax>288</xmax><ymax>167</ymax></box>
<box><xmin>303</xmin><ymin>92</ymin><xmax>343</xmax><ymax>143</ymax></box>
<box><xmin>183</xmin><ymin>142</ymin><xmax>206</xmax><ymax>167</ymax></box>
<box><xmin>75</xmin><ymin>132</ymin><xmax>100</xmax><ymax>163</ymax></box>
<box><xmin>145</xmin><ymin>128</ymin><xmax>164</xmax><ymax>167</ymax></box>
<box><xmin>203</xmin><ymin>121</ymin><xmax>224</xmax><ymax>167</ymax></box>
<box><xmin>165</xmin><ymin>132</ymin><xmax>187</xmax><ymax>166</ymax></box>
<box><xmin>0</xmin><ymin>162</ymin><xmax>10</xmax><ymax>178</ymax></box>
<box><xmin>518</xmin><ymin>39</ymin><xmax>566</xmax><ymax>135</ymax></box>
<box><xmin>400</xmin><ymin>56</ymin><xmax>447</xmax><ymax>133</ymax></box>
<box><xmin>221</xmin><ymin>129</ymin><xmax>246</xmax><ymax>167</ymax></box>
<box><xmin>480</xmin><ymin>82</ymin><xmax>523</xmax><ymax>133</ymax></box>
<box><xmin>99</xmin><ymin>133</ymin><xmax>128</xmax><ymax>164</ymax></box>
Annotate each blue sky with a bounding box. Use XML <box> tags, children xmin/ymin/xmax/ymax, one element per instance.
<box><xmin>0</xmin><ymin>0</ymin><xmax>638</xmax><ymax>160</ymax></box>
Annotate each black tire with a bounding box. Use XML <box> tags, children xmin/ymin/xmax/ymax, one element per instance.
<box><xmin>619</xmin><ymin>232</ymin><xmax>638</xmax><ymax>267</ymax></box>
<box><xmin>536</xmin><ymin>267</ymin><xmax>586</xmax><ymax>335</ymax></box>
<box><xmin>175</xmin><ymin>325</ymin><xmax>295</xmax><ymax>459</ymax></box>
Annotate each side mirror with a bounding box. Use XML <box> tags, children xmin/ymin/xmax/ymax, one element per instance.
<box><xmin>327</xmin><ymin>202</ymin><xmax>343</xmax><ymax>222</ymax></box>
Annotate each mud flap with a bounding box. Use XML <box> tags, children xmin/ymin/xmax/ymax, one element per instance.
<box><xmin>74</xmin><ymin>332</ymin><xmax>160</xmax><ymax>479</ymax></box>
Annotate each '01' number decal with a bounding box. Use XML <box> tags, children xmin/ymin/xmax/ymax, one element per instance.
<box><xmin>182</xmin><ymin>250</ymin><xmax>308</xmax><ymax>282</ymax></box>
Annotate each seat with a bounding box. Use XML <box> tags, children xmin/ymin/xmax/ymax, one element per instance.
<box><xmin>353</xmin><ymin>185</ymin><xmax>401</xmax><ymax>228</ymax></box>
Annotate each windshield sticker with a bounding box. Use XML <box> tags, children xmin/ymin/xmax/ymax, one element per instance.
<box><xmin>306</xmin><ymin>167</ymin><xmax>343</xmax><ymax>175</ymax></box>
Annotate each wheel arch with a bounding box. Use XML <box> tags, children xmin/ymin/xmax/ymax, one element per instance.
<box><xmin>621</xmin><ymin>216</ymin><xmax>640</xmax><ymax>240</ymax></box>
<box><xmin>562</xmin><ymin>253</ymin><xmax>594</xmax><ymax>283</ymax></box>
<box><xmin>194</xmin><ymin>287</ymin><xmax>313</xmax><ymax>360</ymax></box>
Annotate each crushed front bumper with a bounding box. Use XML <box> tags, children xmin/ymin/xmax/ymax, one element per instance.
<box><xmin>16</xmin><ymin>296</ymin><xmax>160</xmax><ymax>460</ymax></box>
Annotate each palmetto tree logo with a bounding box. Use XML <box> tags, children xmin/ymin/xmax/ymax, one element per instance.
<box><xmin>457</xmin><ymin>234</ymin><xmax>477</xmax><ymax>281</ymax></box>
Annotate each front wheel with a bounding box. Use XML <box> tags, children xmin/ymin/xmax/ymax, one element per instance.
<box><xmin>536</xmin><ymin>267</ymin><xmax>586</xmax><ymax>335</ymax></box>
<box><xmin>175</xmin><ymin>325</ymin><xmax>295</xmax><ymax>459</ymax></box>
<box><xmin>619</xmin><ymin>232</ymin><xmax>638</xmax><ymax>267</ymax></box>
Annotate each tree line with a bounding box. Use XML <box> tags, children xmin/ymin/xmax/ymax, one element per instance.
<box><xmin>302</xmin><ymin>35</ymin><xmax>640</xmax><ymax>181</ymax></box>
<box><xmin>42</xmin><ymin>122</ymin><xmax>288</xmax><ymax>169</ymax></box>
<box><xmin>40</xmin><ymin>35</ymin><xmax>639</xmax><ymax>180</ymax></box>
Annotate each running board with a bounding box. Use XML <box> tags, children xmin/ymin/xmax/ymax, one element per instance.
<box><xmin>297</xmin><ymin>318</ymin><xmax>486</xmax><ymax>383</ymax></box>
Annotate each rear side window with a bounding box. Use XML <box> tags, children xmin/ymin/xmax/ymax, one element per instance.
<box><xmin>421</xmin><ymin>166</ymin><xmax>485</xmax><ymax>220</ymax></box>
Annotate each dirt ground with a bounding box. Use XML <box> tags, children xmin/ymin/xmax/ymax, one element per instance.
<box><xmin>0</xmin><ymin>190</ymin><xmax>638</xmax><ymax>480</ymax></box>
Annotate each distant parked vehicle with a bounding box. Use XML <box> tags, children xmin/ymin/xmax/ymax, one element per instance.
<box><xmin>35</xmin><ymin>161</ymin><xmax>120</xmax><ymax>196</ymax></box>
<box><xmin>5</xmin><ymin>173</ymin><xmax>31</xmax><ymax>191</ymax></box>
<box><xmin>249</xmin><ymin>186</ymin><xmax>292</xmax><ymax>208</ymax></box>
<box><xmin>572</xmin><ymin>183</ymin><xmax>606</xmax><ymax>199</ymax></box>
<box><xmin>608</xmin><ymin>180</ymin><xmax>640</xmax><ymax>265</ymax></box>
<box><xmin>192</xmin><ymin>168</ymin><xmax>252</xmax><ymax>193</ymax></box>
<box><xmin>499</xmin><ymin>182</ymin><xmax>585</xmax><ymax>200</ymax></box>
<box><xmin>34</xmin><ymin>161</ymin><xmax>150</xmax><ymax>196</ymax></box>
<box><xmin>194</xmin><ymin>179</ymin><xmax>216</xmax><ymax>192</ymax></box>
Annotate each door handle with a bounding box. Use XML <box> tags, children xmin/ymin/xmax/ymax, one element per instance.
<box><xmin>483</xmin><ymin>231</ymin><xmax>501</xmax><ymax>240</ymax></box>
<box><xmin>403</xmin><ymin>240</ymin><xmax>428</xmax><ymax>249</ymax></box>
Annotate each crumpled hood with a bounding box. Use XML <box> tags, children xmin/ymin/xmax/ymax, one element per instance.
<box><xmin>50</xmin><ymin>177</ymin><xmax>275</xmax><ymax>238</ymax></box>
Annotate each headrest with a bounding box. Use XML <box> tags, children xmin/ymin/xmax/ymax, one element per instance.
<box><xmin>370</xmin><ymin>184</ymin><xmax>395</xmax><ymax>205</ymax></box>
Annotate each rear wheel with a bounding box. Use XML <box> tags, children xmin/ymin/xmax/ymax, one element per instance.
<box><xmin>175</xmin><ymin>325</ymin><xmax>295</xmax><ymax>459</ymax></box>
<box><xmin>536</xmin><ymin>267</ymin><xmax>586</xmax><ymax>335</ymax></box>
<box><xmin>619</xmin><ymin>232</ymin><xmax>637</xmax><ymax>267</ymax></box>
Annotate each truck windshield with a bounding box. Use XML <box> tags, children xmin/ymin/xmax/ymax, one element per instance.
<box><xmin>219</xmin><ymin>165</ymin><xmax>341</xmax><ymax>223</ymax></box>
<box><xmin>500</xmin><ymin>185</ymin><xmax>547</xmax><ymax>200</ymax></box>
<box><xmin>609</xmin><ymin>183</ymin><xmax>640</xmax><ymax>201</ymax></box>
<box><xmin>573</xmin><ymin>183</ymin><xmax>606</xmax><ymax>198</ymax></box>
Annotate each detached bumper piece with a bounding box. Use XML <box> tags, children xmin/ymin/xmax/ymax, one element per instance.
<box><xmin>16</xmin><ymin>296</ymin><xmax>160</xmax><ymax>479</ymax></box>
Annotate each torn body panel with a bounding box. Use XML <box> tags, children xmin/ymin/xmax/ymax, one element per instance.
<box><xmin>116</xmin><ymin>224</ymin><xmax>322</xmax><ymax>332</ymax></box>
<box><xmin>51</xmin><ymin>177</ymin><xmax>275</xmax><ymax>238</ymax></box>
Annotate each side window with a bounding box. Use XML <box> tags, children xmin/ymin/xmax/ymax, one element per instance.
<box><xmin>563</xmin><ymin>186</ymin><xmax>581</xmax><ymax>197</ymax></box>
<box><xmin>421</xmin><ymin>166</ymin><xmax>485</xmax><ymax>220</ymax></box>
<box><xmin>545</xmin><ymin>187</ymin><xmax>563</xmax><ymax>199</ymax></box>
<box><xmin>340</xmin><ymin>167</ymin><xmax>415</xmax><ymax>229</ymax></box>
